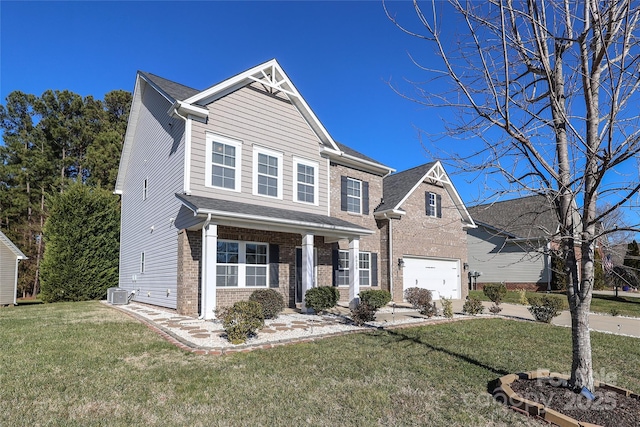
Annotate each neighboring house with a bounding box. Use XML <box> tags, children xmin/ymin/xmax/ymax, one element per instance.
<box><xmin>115</xmin><ymin>59</ymin><xmax>474</xmax><ymax>319</ymax></box>
<box><xmin>0</xmin><ymin>230</ymin><xmax>27</xmax><ymax>305</ymax></box>
<box><xmin>466</xmin><ymin>194</ymin><xmax>562</xmax><ymax>290</ymax></box>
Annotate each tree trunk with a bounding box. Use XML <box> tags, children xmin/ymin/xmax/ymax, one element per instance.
<box><xmin>569</xmin><ymin>288</ymin><xmax>594</xmax><ymax>391</ymax></box>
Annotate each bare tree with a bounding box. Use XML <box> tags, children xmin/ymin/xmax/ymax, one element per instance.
<box><xmin>385</xmin><ymin>0</ymin><xmax>640</xmax><ymax>390</ymax></box>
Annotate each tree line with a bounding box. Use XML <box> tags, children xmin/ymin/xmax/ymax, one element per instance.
<box><xmin>0</xmin><ymin>89</ymin><xmax>131</xmax><ymax>299</ymax></box>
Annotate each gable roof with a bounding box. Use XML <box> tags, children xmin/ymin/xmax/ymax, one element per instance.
<box><xmin>468</xmin><ymin>194</ymin><xmax>560</xmax><ymax>240</ymax></box>
<box><xmin>139</xmin><ymin>72</ymin><xmax>199</xmax><ymax>102</ymax></box>
<box><xmin>115</xmin><ymin>60</ymin><xmax>393</xmax><ymax>193</ymax></box>
<box><xmin>374</xmin><ymin>161</ymin><xmax>475</xmax><ymax>227</ymax></box>
<box><xmin>0</xmin><ymin>230</ymin><xmax>27</xmax><ymax>259</ymax></box>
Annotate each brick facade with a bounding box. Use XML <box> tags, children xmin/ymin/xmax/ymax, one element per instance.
<box><xmin>177</xmin><ymin>230</ymin><xmax>201</xmax><ymax>317</ymax></box>
<box><xmin>389</xmin><ymin>181</ymin><xmax>469</xmax><ymax>302</ymax></box>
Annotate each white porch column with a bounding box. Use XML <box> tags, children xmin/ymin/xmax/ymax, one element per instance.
<box><xmin>201</xmin><ymin>222</ymin><xmax>218</xmax><ymax>320</ymax></box>
<box><xmin>301</xmin><ymin>233</ymin><xmax>314</xmax><ymax>311</ymax></box>
<box><xmin>349</xmin><ymin>238</ymin><xmax>360</xmax><ymax>309</ymax></box>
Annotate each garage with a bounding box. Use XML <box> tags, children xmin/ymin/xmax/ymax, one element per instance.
<box><xmin>402</xmin><ymin>257</ymin><xmax>460</xmax><ymax>300</ymax></box>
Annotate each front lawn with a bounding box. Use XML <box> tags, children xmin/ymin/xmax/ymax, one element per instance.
<box><xmin>1</xmin><ymin>302</ymin><xmax>639</xmax><ymax>426</ymax></box>
<box><xmin>469</xmin><ymin>290</ymin><xmax>640</xmax><ymax>318</ymax></box>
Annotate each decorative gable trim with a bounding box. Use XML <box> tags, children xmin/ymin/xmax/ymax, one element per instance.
<box><xmin>375</xmin><ymin>161</ymin><xmax>476</xmax><ymax>228</ymax></box>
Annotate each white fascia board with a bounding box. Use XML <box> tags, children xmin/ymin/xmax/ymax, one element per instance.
<box><xmin>373</xmin><ymin>209</ymin><xmax>405</xmax><ymax>220</ymax></box>
<box><xmin>322</xmin><ymin>147</ymin><xmax>394</xmax><ymax>176</ymax></box>
<box><xmin>114</xmin><ymin>75</ymin><xmax>143</xmax><ymax>194</ymax></box>
<box><xmin>171</xmin><ymin>101</ymin><xmax>209</xmax><ymax>119</ymax></box>
<box><xmin>0</xmin><ymin>231</ymin><xmax>27</xmax><ymax>259</ymax></box>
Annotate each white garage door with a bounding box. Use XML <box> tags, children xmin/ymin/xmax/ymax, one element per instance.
<box><xmin>403</xmin><ymin>257</ymin><xmax>460</xmax><ymax>300</ymax></box>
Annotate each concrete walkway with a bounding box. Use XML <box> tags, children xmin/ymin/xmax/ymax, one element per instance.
<box><xmin>446</xmin><ymin>300</ymin><xmax>640</xmax><ymax>338</ymax></box>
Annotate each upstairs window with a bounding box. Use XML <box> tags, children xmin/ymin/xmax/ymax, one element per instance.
<box><xmin>426</xmin><ymin>192</ymin><xmax>442</xmax><ymax>218</ymax></box>
<box><xmin>294</xmin><ymin>158</ymin><xmax>318</xmax><ymax>205</ymax></box>
<box><xmin>206</xmin><ymin>133</ymin><xmax>242</xmax><ymax>191</ymax></box>
<box><xmin>253</xmin><ymin>147</ymin><xmax>282</xmax><ymax>198</ymax></box>
<box><xmin>340</xmin><ymin>176</ymin><xmax>369</xmax><ymax>215</ymax></box>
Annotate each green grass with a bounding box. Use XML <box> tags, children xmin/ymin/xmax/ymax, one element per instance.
<box><xmin>1</xmin><ymin>302</ymin><xmax>639</xmax><ymax>426</ymax></box>
<box><xmin>469</xmin><ymin>290</ymin><xmax>640</xmax><ymax>318</ymax></box>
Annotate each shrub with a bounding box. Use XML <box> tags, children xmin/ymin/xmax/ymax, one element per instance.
<box><xmin>359</xmin><ymin>289</ymin><xmax>392</xmax><ymax>309</ymax></box>
<box><xmin>610</xmin><ymin>307</ymin><xmax>620</xmax><ymax>317</ymax></box>
<box><xmin>217</xmin><ymin>301</ymin><xmax>264</xmax><ymax>344</ymax></box>
<box><xmin>528</xmin><ymin>295</ymin><xmax>563</xmax><ymax>323</ymax></box>
<box><xmin>249</xmin><ymin>289</ymin><xmax>285</xmax><ymax>319</ymax></box>
<box><xmin>483</xmin><ymin>283</ymin><xmax>507</xmax><ymax>305</ymax></box>
<box><xmin>463</xmin><ymin>297</ymin><xmax>485</xmax><ymax>315</ymax></box>
<box><xmin>404</xmin><ymin>287</ymin><xmax>437</xmax><ymax>317</ymax></box>
<box><xmin>489</xmin><ymin>305</ymin><xmax>503</xmax><ymax>314</ymax></box>
<box><xmin>304</xmin><ymin>286</ymin><xmax>339</xmax><ymax>313</ymax></box>
<box><xmin>441</xmin><ymin>297</ymin><xmax>454</xmax><ymax>318</ymax></box>
<box><xmin>350</xmin><ymin>302</ymin><xmax>377</xmax><ymax>326</ymax></box>
<box><xmin>517</xmin><ymin>288</ymin><xmax>529</xmax><ymax>305</ymax></box>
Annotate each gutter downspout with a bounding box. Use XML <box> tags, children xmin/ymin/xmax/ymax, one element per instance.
<box><xmin>199</xmin><ymin>213</ymin><xmax>212</xmax><ymax>319</ymax></box>
<box><xmin>171</xmin><ymin>107</ymin><xmax>192</xmax><ymax>195</ymax></box>
<box><xmin>384</xmin><ymin>213</ymin><xmax>394</xmax><ymax>301</ymax></box>
<box><xmin>14</xmin><ymin>258</ymin><xmax>19</xmax><ymax>305</ymax></box>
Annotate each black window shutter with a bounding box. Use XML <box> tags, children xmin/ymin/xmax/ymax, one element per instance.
<box><xmin>269</xmin><ymin>244</ymin><xmax>279</xmax><ymax>288</ymax></box>
<box><xmin>340</xmin><ymin>176</ymin><xmax>348</xmax><ymax>211</ymax></box>
<box><xmin>425</xmin><ymin>192</ymin><xmax>430</xmax><ymax>215</ymax></box>
<box><xmin>436</xmin><ymin>194</ymin><xmax>442</xmax><ymax>218</ymax></box>
<box><xmin>362</xmin><ymin>181</ymin><xmax>369</xmax><ymax>215</ymax></box>
<box><xmin>371</xmin><ymin>253</ymin><xmax>378</xmax><ymax>287</ymax></box>
<box><xmin>332</xmin><ymin>249</ymin><xmax>339</xmax><ymax>286</ymax></box>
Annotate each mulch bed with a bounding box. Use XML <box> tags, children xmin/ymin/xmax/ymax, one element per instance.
<box><xmin>509</xmin><ymin>379</ymin><xmax>640</xmax><ymax>427</ymax></box>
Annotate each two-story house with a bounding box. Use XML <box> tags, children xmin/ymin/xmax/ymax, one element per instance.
<box><xmin>115</xmin><ymin>59</ymin><xmax>475</xmax><ymax>319</ymax></box>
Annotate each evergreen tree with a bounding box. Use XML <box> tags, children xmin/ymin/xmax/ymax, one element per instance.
<box><xmin>40</xmin><ymin>183</ymin><xmax>120</xmax><ymax>302</ymax></box>
<box><xmin>623</xmin><ymin>240</ymin><xmax>640</xmax><ymax>286</ymax></box>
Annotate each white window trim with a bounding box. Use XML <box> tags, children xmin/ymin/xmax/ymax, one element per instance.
<box><xmin>359</xmin><ymin>251</ymin><xmax>371</xmax><ymax>287</ymax></box>
<box><xmin>216</xmin><ymin>240</ymin><xmax>269</xmax><ymax>288</ymax></box>
<box><xmin>205</xmin><ymin>132</ymin><xmax>242</xmax><ymax>192</ymax></box>
<box><xmin>293</xmin><ymin>157</ymin><xmax>319</xmax><ymax>206</ymax></box>
<box><xmin>346</xmin><ymin>177</ymin><xmax>362</xmax><ymax>214</ymax></box>
<box><xmin>253</xmin><ymin>146</ymin><xmax>283</xmax><ymax>199</ymax></box>
<box><xmin>337</xmin><ymin>250</ymin><xmax>349</xmax><ymax>287</ymax></box>
<box><xmin>427</xmin><ymin>192</ymin><xmax>437</xmax><ymax>217</ymax></box>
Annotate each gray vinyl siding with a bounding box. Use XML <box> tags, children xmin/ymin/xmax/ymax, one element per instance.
<box><xmin>190</xmin><ymin>83</ymin><xmax>328</xmax><ymax>215</ymax></box>
<box><xmin>0</xmin><ymin>243</ymin><xmax>17</xmax><ymax>305</ymax></box>
<box><xmin>118</xmin><ymin>81</ymin><xmax>186</xmax><ymax>309</ymax></box>
<box><xmin>467</xmin><ymin>226</ymin><xmax>550</xmax><ymax>284</ymax></box>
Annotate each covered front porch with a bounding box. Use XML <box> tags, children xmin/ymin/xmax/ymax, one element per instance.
<box><xmin>175</xmin><ymin>194</ymin><xmax>373</xmax><ymax>319</ymax></box>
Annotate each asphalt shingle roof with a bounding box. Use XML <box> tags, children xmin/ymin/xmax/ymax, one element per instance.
<box><xmin>375</xmin><ymin>162</ymin><xmax>436</xmax><ymax>212</ymax></box>
<box><xmin>140</xmin><ymin>72</ymin><xmax>200</xmax><ymax>101</ymax></box>
<box><xmin>334</xmin><ymin>141</ymin><xmax>386</xmax><ymax>166</ymax></box>
<box><xmin>176</xmin><ymin>193</ymin><xmax>370</xmax><ymax>233</ymax></box>
<box><xmin>468</xmin><ymin>194</ymin><xmax>559</xmax><ymax>239</ymax></box>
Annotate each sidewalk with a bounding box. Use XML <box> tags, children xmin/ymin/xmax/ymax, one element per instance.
<box><xmin>450</xmin><ymin>300</ymin><xmax>640</xmax><ymax>338</ymax></box>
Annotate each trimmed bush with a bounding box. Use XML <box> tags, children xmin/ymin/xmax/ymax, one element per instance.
<box><xmin>441</xmin><ymin>297</ymin><xmax>454</xmax><ymax>318</ymax></box>
<box><xmin>463</xmin><ymin>297</ymin><xmax>485</xmax><ymax>315</ymax></box>
<box><xmin>359</xmin><ymin>289</ymin><xmax>392</xmax><ymax>309</ymax></box>
<box><xmin>249</xmin><ymin>289</ymin><xmax>285</xmax><ymax>319</ymax></box>
<box><xmin>304</xmin><ymin>286</ymin><xmax>339</xmax><ymax>313</ymax></box>
<box><xmin>217</xmin><ymin>301</ymin><xmax>264</xmax><ymax>344</ymax></box>
<box><xmin>404</xmin><ymin>287</ymin><xmax>437</xmax><ymax>317</ymax></box>
<box><xmin>350</xmin><ymin>302</ymin><xmax>377</xmax><ymax>326</ymax></box>
<box><xmin>483</xmin><ymin>283</ymin><xmax>507</xmax><ymax>305</ymax></box>
<box><xmin>528</xmin><ymin>295</ymin><xmax>563</xmax><ymax>323</ymax></box>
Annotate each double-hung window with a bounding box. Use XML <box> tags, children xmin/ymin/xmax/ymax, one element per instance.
<box><xmin>359</xmin><ymin>252</ymin><xmax>371</xmax><ymax>287</ymax></box>
<box><xmin>346</xmin><ymin>178</ymin><xmax>362</xmax><ymax>214</ymax></box>
<box><xmin>426</xmin><ymin>191</ymin><xmax>442</xmax><ymax>218</ymax></box>
<box><xmin>206</xmin><ymin>133</ymin><xmax>242</xmax><ymax>191</ymax></box>
<box><xmin>336</xmin><ymin>250</ymin><xmax>373</xmax><ymax>286</ymax></box>
<box><xmin>216</xmin><ymin>240</ymin><xmax>268</xmax><ymax>287</ymax></box>
<box><xmin>294</xmin><ymin>158</ymin><xmax>318</xmax><ymax>205</ymax></box>
<box><xmin>337</xmin><ymin>250</ymin><xmax>350</xmax><ymax>286</ymax></box>
<box><xmin>253</xmin><ymin>147</ymin><xmax>282</xmax><ymax>198</ymax></box>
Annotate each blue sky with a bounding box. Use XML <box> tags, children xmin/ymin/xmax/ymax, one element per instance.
<box><xmin>2</xmin><ymin>2</ymin><xmax>483</xmax><ymax>195</ymax></box>
<box><xmin>1</xmin><ymin>1</ymin><xmax>638</xmax><ymax>232</ymax></box>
